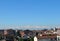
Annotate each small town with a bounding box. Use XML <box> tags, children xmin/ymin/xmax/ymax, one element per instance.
<box><xmin>0</xmin><ymin>28</ymin><xmax>60</xmax><ymax>41</ymax></box>
<box><xmin>0</xmin><ymin>0</ymin><xmax>60</xmax><ymax>41</ymax></box>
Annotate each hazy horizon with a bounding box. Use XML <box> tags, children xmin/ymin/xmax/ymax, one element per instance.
<box><xmin>0</xmin><ymin>25</ymin><xmax>60</xmax><ymax>30</ymax></box>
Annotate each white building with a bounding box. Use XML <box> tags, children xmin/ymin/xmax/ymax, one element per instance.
<box><xmin>34</xmin><ymin>36</ymin><xmax>38</xmax><ymax>41</ymax></box>
<box><xmin>57</xmin><ymin>35</ymin><xmax>60</xmax><ymax>40</ymax></box>
<box><xmin>57</xmin><ymin>29</ymin><xmax>60</xmax><ymax>41</ymax></box>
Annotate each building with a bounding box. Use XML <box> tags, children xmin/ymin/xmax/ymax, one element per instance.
<box><xmin>56</xmin><ymin>28</ymin><xmax>60</xmax><ymax>41</ymax></box>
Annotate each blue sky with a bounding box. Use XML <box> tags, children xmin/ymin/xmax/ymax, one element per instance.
<box><xmin>0</xmin><ymin>0</ymin><xmax>60</xmax><ymax>29</ymax></box>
